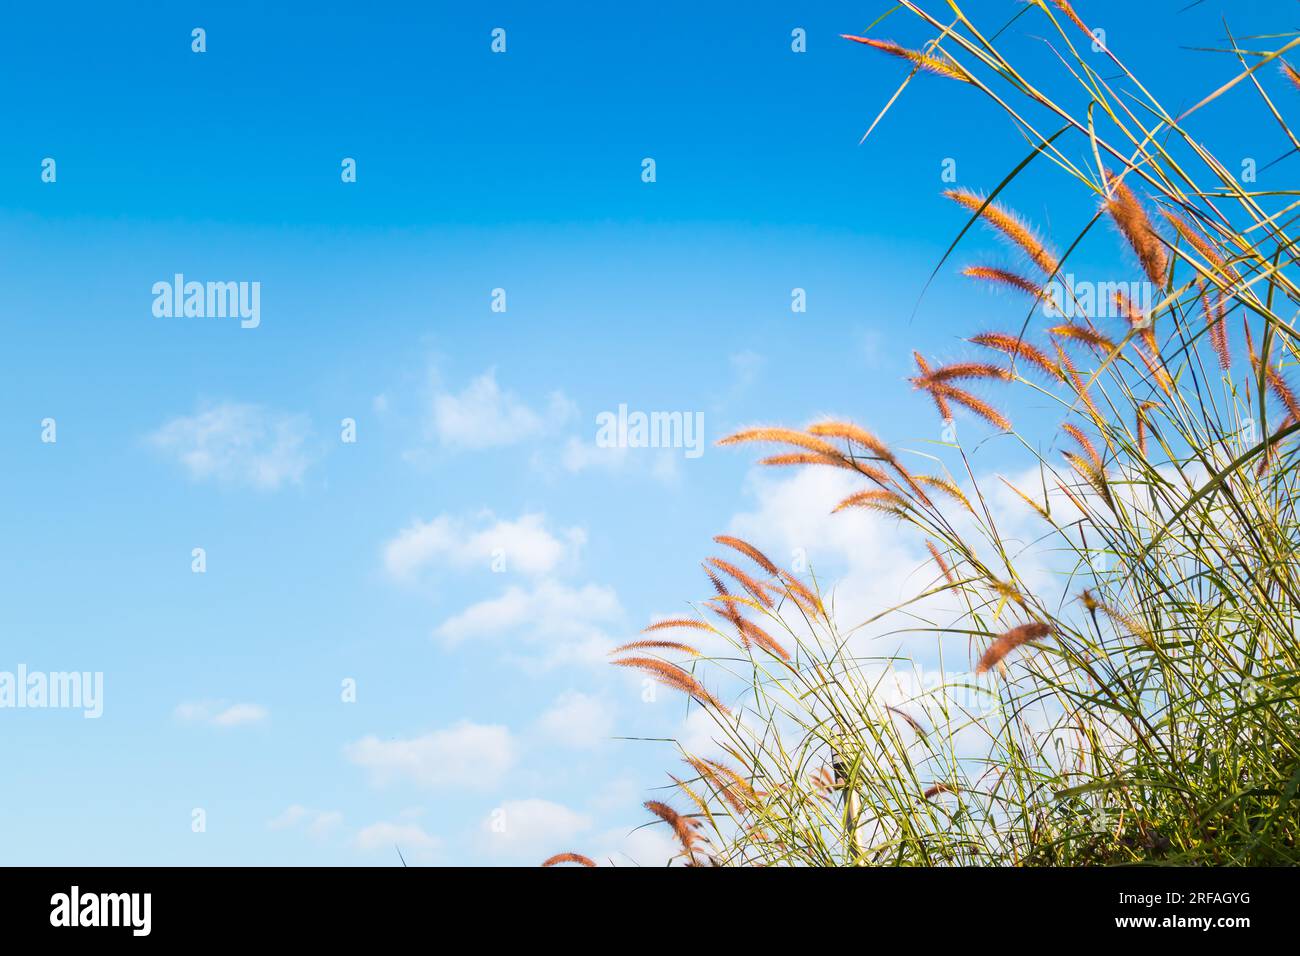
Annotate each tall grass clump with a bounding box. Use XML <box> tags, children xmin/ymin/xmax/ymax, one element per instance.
<box><xmin>554</xmin><ymin>1</ymin><xmax>1300</xmax><ymax>865</ymax></box>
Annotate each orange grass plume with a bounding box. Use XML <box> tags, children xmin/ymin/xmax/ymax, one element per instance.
<box><xmin>976</xmin><ymin>621</ymin><xmax>1052</xmax><ymax>674</ymax></box>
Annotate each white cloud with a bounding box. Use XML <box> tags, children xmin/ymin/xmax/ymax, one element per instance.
<box><xmin>536</xmin><ymin>691</ymin><xmax>614</xmax><ymax>749</ymax></box>
<box><xmin>434</xmin><ymin>580</ymin><xmax>622</xmax><ymax>665</ymax></box>
<box><xmin>209</xmin><ymin>703</ymin><xmax>269</xmax><ymax>727</ymax></box>
<box><xmin>675</xmin><ymin>704</ymin><xmax>764</xmax><ymax>761</ymax></box>
<box><xmin>268</xmin><ymin>805</ymin><xmax>309</xmax><ymax>830</ymax></box>
<box><xmin>721</xmin><ymin>461</ymin><xmax>1076</xmax><ymax>655</ymax></box>
<box><xmin>431</xmin><ymin>370</ymin><xmax>574</xmax><ymax>449</ymax></box>
<box><xmin>669</xmin><ymin>458</ymin><xmax>1100</xmax><ymax>769</ymax></box>
<box><xmin>481</xmin><ymin>799</ymin><xmax>591</xmax><ymax>860</ymax></box>
<box><xmin>560</xmin><ymin>436</ymin><xmax>629</xmax><ymax>473</ymax></box>
<box><xmin>148</xmin><ymin>401</ymin><xmax>312</xmax><ymax>490</ymax></box>
<box><xmin>354</xmin><ymin>821</ymin><xmax>441</xmax><ymax>862</ymax></box>
<box><xmin>345</xmin><ymin>721</ymin><xmax>515</xmax><ymax>790</ymax></box>
<box><xmin>728</xmin><ymin>350</ymin><xmax>765</xmax><ymax>392</ymax></box>
<box><xmin>268</xmin><ymin>805</ymin><xmax>343</xmax><ymax>839</ymax></box>
<box><xmin>726</xmin><ymin>465</ymin><xmax>933</xmax><ymax>640</ymax></box>
<box><xmin>590</xmin><ymin>824</ymin><xmax>680</xmax><ymax>867</ymax></box>
<box><xmin>383</xmin><ymin>512</ymin><xmax>585</xmax><ymax>580</ymax></box>
<box><xmin>731</xmin><ymin>468</ymin><xmax>908</xmax><ymax>578</ymax></box>
<box><xmin>174</xmin><ymin>700</ymin><xmax>268</xmax><ymax>728</ymax></box>
<box><xmin>517</xmin><ymin>817</ymin><xmax>679</xmax><ymax>867</ymax></box>
<box><xmin>588</xmin><ymin>775</ymin><xmax>641</xmax><ymax>814</ymax></box>
<box><xmin>678</xmin><ymin>706</ymin><xmax>729</xmax><ymax>759</ymax></box>
<box><xmin>559</xmin><ymin>437</ymin><xmax>681</xmax><ymax>484</ymax></box>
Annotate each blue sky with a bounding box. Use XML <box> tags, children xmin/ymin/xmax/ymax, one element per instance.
<box><xmin>0</xmin><ymin>0</ymin><xmax>1291</xmax><ymax>864</ymax></box>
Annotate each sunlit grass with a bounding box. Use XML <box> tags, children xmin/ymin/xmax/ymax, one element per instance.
<box><xmin>549</xmin><ymin>1</ymin><xmax>1300</xmax><ymax>867</ymax></box>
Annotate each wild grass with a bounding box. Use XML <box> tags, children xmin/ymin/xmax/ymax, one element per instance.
<box><xmin>548</xmin><ymin>1</ymin><xmax>1300</xmax><ymax>866</ymax></box>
